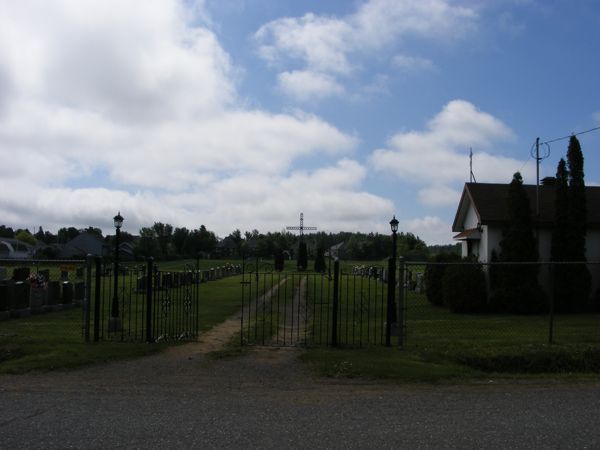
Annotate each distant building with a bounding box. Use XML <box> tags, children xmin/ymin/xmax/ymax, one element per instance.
<box><xmin>60</xmin><ymin>232</ymin><xmax>109</xmax><ymax>258</ymax></box>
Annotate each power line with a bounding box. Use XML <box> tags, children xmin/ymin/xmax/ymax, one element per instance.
<box><xmin>541</xmin><ymin>125</ymin><xmax>600</xmax><ymax>145</ymax></box>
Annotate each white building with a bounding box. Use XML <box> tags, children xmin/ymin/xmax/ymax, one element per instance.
<box><xmin>452</xmin><ymin>182</ymin><xmax>600</xmax><ymax>295</ymax></box>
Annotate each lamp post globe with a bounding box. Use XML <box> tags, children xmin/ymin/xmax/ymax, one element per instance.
<box><xmin>109</xmin><ymin>211</ymin><xmax>124</xmax><ymax>332</ymax></box>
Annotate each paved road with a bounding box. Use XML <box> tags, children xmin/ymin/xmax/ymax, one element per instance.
<box><xmin>2</xmin><ymin>345</ymin><xmax>600</xmax><ymax>449</ymax></box>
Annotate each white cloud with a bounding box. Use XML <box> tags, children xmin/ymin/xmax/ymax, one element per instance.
<box><xmin>401</xmin><ymin>216</ymin><xmax>453</xmax><ymax>245</ymax></box>
<box><xmin>277</xmin><ymin>71</ymin><xmax>344</xmax><ymax>102</ymax></box>
<box><xmin>371</xmin><ymin>100</ymin><xmax>529</xmax><ymax>185</ymax></box>
<box><xmin>255</xmin><ymin>0</ymin><xmax>477</xmax><ymax>100</ymax></box>
<box><xmin>0</xmin><ymin>0</ymin><xmax>393</xmax><ymax>236</ymax></box>
<box><xmin>418</xmin><ymin>185</ymin><xmax>461</xmax><ymax>207</ymax></box>
<box><xmin>392</xmin><ymin>54</ymin><xmax>435</xmax><ymax>72</ymax></box>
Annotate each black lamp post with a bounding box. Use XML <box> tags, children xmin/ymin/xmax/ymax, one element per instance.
<box><xmin>109</xmin><ymin>211</ymin><xmax>124</xmax><ymax>332</ymax></box>
<box><xmin>386</xmin><ymin>215</ymin><xmax>399</xmax><ymax>346</ymax></box>
<box><xmin>390</xmin><ymin>215</ymin><xmax>399</xmax><ymax>260</ymax></box>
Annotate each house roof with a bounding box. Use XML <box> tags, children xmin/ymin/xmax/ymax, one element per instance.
<box><xmin>60</xmin><ymin>232</ymin><xmax>107</xmax><ymax>257</ymax></box>
<box><xmin>453</xmin><ymin>182</ymin><xmax>600</xmax><ymax>232</ymax></box>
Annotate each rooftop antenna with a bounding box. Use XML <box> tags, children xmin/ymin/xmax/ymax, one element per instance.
<box><xmin>469</xmin><ymin>148</ymin><xmax>477</xmax><ymax>183</ymax></box>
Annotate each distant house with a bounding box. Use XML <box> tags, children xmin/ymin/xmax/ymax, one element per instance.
<box><xmin>215</xmin><ymin>237</ymin><xmax>238</xmax><ymax>258</ymax></box>
<box><xmin>452</xmin><ymin>182</ymin><xmax>600</xmax><ymax>293</ymax></box>
<box><xmin>60</xmin><ymin>232</ymin><xmax>109</xmax><ymax>258</ymax></box>
<box><xmin>0</xmin><ymin>238</ymin><xmax>35</xmax><ymax>259</ymax></box>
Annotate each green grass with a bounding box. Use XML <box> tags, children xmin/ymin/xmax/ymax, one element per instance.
<box><xmin>0</xmin><ymin>272</ymin><xmax>247</xmax><ymax>374</ymax></box>
<box><xmin>300</xmin><ymin>347</ymin><xmax>477</xmax><ymax>383</ymax></box>
<box><xmin>0</xmin><ymin>308</ymin><xmax>167</xmax><ymax>373</ymax></box>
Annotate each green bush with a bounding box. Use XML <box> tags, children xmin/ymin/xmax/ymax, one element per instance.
<box><xmin>442</xmin><ymin>262</ymin><xmax>488</xmax><ymax>313</ymax></box>
<box><xmin>424</xmin><ymin>253</ymin><xmax>460</xmax><ymax>306</ymax></box>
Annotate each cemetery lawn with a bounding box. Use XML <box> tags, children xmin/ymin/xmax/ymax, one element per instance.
<box><xmin>0</xmin><ymin>273</ymin><xmax>244</xmax><ymax>374</ymax></box>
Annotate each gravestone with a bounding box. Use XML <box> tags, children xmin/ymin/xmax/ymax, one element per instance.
<box><xmin>76</xmin><ymin>267</ymin><xmax>84</xmax><ymax>279</ymax></box>
<box><xmin>46</xmin><ymin>281</ymin><xmax>61</xmax><ymax>306</ymax></box>
<box><xmin>172</xmin><ymin>272</ymin><xmax>180</xmax><ymax>288</ymax></box>
<box><xmin>14</xmin><ymin>281</ymin><xmax>30</xmax><ymax>314</ymax></box>
<box><xmin>0</xmin><ymin>283</ymin><xmax>7</xmax><ymax>311</ymax></box>
<box><xmin>415</xmin><ymin>273</ymin><xmax>423</xmax><ymax>293</ymax></box>
<box><xmin>29</xmin><ymin>287</ymin><xmax>46</xmax><ymax>312</ymax></box>
<box><xmin>61</xmin><ymin>270</ymin><xmax>69</xmax><ymax>281</ymax></box>
<box><xmin>74</xmin><ymin>282</ymin><xmax>85</xmax><ymax>303</ymax></box>
<box><xmin>62</xmin><ymin>282</ymin><xmax>73</xmax><ymax>304</ymax></box>
<box><xmin>136</xmin><ymin>275</ymin><xmax>147</xmax><ymax>292</ymax></box>
<box><xmin>162</xmin><ymin>273</ymin><xmax>173</xmax><ymax>289</ymax></box>
<box><xmin>0</xmin><ymin>267</ymin><xmax>6</xmax><ymax>282</ymax></box>
<box><xmin>209</xmin><ymin>268</ymin><xmax>215</xmax><ymax>281</ymax></box>
<box><xmin>13</xmin><ymin>267</ymin><xmax>30</xmax><ymax>282</ymax></box>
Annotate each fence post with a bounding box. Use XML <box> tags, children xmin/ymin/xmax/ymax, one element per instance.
<box><xmin>397</xmin><ymin>256</ymin><xmax>405</xmax><ymax>347</ymax></box>
<box><xmin>548</xmin><ymin>263</ymin><xmax>554</xmax><ymax>344</ymax></box>
<box><xmin>93</xmin><ymin>256</ymin><xmax>102</xmax><ymax>342</ymax></box>
<box><xmin>146</xmin><ymin>257</ymin><xmax>154</xmax><ymax>343</ymax></box>
<box><xmin>386</xmin><ymin>257</ymin><xmax>396</xmax><ymax>347</ymax></box>
<box><xmin>84</xmin><ymin>254</ymin><xmax>93</xmax><ymax>342</ymax></box>
<box><xmin>331</xmin><ymin>259</ymin><xmax>340</xmax><ymax>347</ymax></box>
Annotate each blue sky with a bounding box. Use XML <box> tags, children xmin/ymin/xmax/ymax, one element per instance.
<box><xmin>0</xmin><ymin>0</ymin><xmax>599</xmax><ymax>244</ymax></box>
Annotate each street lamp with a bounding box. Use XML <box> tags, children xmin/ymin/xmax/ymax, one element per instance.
<box><xmin>390</xmin><ymin>215</ymin><xmax>399</xmax><ymax>259</ymax></box>
<box><xmin>109</xmin><ymin>211</ymin><xmax>124</xmax><ymax>332</ymax></box>
<box><xmin>386</xmin><ymin>215</ymin><xmax>399</xmax><ymax>346</ymax></box>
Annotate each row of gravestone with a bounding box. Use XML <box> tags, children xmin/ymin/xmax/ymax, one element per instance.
<box><xmin>0</xmin><ymin>267</ymin><xmax>85</xmax><ymax>320</ymax></box>
<box><xmin>135</xmin><ymin>265</ymin><xmax>243</xmax><ymax>292</ymax></box>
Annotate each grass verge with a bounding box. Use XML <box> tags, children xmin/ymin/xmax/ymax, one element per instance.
<box><xmin>300</xmin><ymin>343</ymin><xmax>600</xmax><ymax>384</ymax></box>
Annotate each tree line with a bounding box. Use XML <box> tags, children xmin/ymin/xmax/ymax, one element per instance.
<box><xmin>0</xmin><ymin>221</ymin><xmax>455</xmax><ymax>261</ymax></box>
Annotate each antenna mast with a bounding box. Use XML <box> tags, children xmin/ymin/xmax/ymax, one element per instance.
<box><xmin>469</xmin><ymin>148</ymin><xmax>476</xmax><ymax>183</ymax></box>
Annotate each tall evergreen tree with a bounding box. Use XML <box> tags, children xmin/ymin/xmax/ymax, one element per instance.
<box><xmin>314</xmin><ymin>246</ymin><xmax>326</xmax><ymax>273</ymax></box>
<box><xmin>492</xmin><ymin>173</ymin><xmax>545</xmax><ymax>313</ymax></box>
<box><xmin>566</xmin><ymin>135</ymin><xmax>591</xmax><ymax>309</ymax></box>
<box><xmin>551</xmin><ymin>158</ymin><xmax>572</xmax><ymax>311</ymax></box>
<box><xmin>297</xmin><ymin>241</ymin><xmax>308</xmax><ymax>271</ymax></box>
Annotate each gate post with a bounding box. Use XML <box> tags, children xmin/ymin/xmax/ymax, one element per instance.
<box><xmin>386</xmin><ymin>257</ymin><xmax>397</xmax><ymax>347</ymax></box>
<box><xmin>397</xmin><ymin>257</ymin><xmax>405</xmax><ymax>347</ymax></box>
<box><xmin>146</xmin><ymin>257</ymin><xmax>154</xmax><ymax>343</ymax></box>
<box><xmin>331</xmin><ymin>259</ymin><xmax>340</xmax><ymax>347</ymax></box>
<box><xmin>84</xmin><ymin>254</ymin><xmax>93</xmax><ymax>342</ymax></box>
<box><xmin>93</xmin><ymin>256</ymin><xmax>102</xmax><ymax>342</ymax></box>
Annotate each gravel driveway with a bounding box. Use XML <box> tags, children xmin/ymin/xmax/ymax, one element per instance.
<box><xmin>2</xmin><ymin>328</ymin><xmax>600</xmax><ymax>449</ymax></box>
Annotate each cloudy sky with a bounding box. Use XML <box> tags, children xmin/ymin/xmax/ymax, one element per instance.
<box><xmin>1</xmin><ymin>0</ymin><xmax>599</xmax><ymax>244</ymax></box>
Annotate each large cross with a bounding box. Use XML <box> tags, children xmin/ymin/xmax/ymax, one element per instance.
<box><xmin>286</xmin><ymin>212</ymin><xmax>317</xmax><ymax>239</ymax></box>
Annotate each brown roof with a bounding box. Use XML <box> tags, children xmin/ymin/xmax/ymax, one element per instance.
<box><xmin>453</xmin><ymin>182</ymin><xmax>600</xmax><ymax>232</ymax></box>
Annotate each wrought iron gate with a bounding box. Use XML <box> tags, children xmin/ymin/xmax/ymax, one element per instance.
<box><xmin>240</xmin><ymin>260</ymin><xmax>396</xmax><ymax>347</ymax></box>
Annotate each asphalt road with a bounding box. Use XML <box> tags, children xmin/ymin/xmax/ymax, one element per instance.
<box><xmin>2</xmin><ymin>346</ymin><xmax>600</xmax><ymax>449</ymax></box>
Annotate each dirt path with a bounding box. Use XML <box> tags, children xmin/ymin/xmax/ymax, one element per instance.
<box><xmin>276</xmin><ymin>275</ymin><xmax>308</xmax><ymax>346</ymax></box>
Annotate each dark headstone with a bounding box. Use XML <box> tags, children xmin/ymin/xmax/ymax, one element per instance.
<box><xmin>15</xmin><ymin>281</ymin><xmax>30</xmax><ymax>309</ymax></box>
<box><xmin>61</xmin><ymin>270</ymin><xmax>69</xmax><ymax>281</ymax></box>
<box><xmin>13</xmin><ymin>267</ymin><xmax>30</xmax><ymax>282</ymax></box>
<box><xmin>47</xmin><ymin>281</ymin><xmax>61</xmax><ymax>306</ymax></box>
<box><xmin>0</xmin><ymin>283</ymin><xmax>7</xmax><ymax>311</ymax></box>
<box><xmin>0</xmin><ymin>267</ymin><xmax>7</xmax><ymax>282</ymax></box>
<box><xmin>76</xmin><ymin>267</ymin><xmax>84</xmax><ymax>279</ymax></box>
<box><xmin>136</xmin><ymin>275</ymin><xmax>147</xmax><ymax>292</ymax></box>
<box><xmin>62</xmin><ymin>282</ymin><xmax>73</xmax><ymax>304</ymax></box>
<box><xmin>74</xmin><ymin>281</ymin><xmax>85</xmax><ymax>302</ymax></box>
<box><xmin>162</xmin><ymin>273</ymin><xmax>173</xmax><ymax>289</ymax></box>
